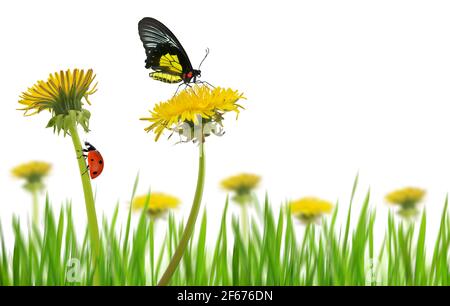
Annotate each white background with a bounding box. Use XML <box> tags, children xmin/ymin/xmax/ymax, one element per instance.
<box><xmin>1</xmin><ymin>0</ymin><xmax>450</xmax><ymax>245</ymax></box>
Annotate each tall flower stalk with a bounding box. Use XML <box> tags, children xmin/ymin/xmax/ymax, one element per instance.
<box><xmin>18</xmin><ymin>69</ymin><xmax>101</xmax><ymax>283</ymax></box>
<box><xmin>158</xmin><ymin>141</ymin><xmax>205</xmax><ymax>286</ymax></box>
<box><xmin>68</xmin><ymin>123</ymin><xmax>100</xmax><ymax>259</ymax></box>
<box><xmin>141</xmin><ymin>85</ymin><xmax>244</xmax><ymax>285</ymax></box>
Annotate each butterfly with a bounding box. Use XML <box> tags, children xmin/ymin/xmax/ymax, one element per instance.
<box><xmin>138</xmin><ymin>17</ymin><xmax>209</xmax><ymax>86</ymax></box>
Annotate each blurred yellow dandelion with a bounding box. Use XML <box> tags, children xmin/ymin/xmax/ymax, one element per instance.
<box><xmin>385</xmin><ymin>187</ymin><xmax>425</xmax><ymax>207</ymax></box>
<box><xmin>385</xmin><ymin>187</ymin><xmax>425</xmax><ymax>218</ymax></box>
<box><xmin>221</xmin><ymin>173</ymin><xmax>260</xmax><ymax>192</ymax></box>
<box><xmin>12</xmin><ymin>161</ymin><xmax>51</xmax><ymax>226</ymax></box>
<box><xmin>290</xmin><ymin>197</ymin><xmax>333</xmax><ymax>223</ymax></box>
<box><xmin>221</xmin><ymin>173</ymin><xmax>260</xmax><ymax>205</ymax></box>
<box><xmin>12</xmin><ymin>161</ymin><xmax>51</xmax><ymax>184</ymax></box>
<box><xmin>141</xmin><ymin>85</ymin><xmax>244</xmax><ymax>142</ymax></box>
<box><xmin>132</xmin><ymin>193</ymin><xmax>180</xmax><ymax>217</ymax></box>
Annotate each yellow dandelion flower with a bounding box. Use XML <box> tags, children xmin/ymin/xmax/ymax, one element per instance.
<box><xmin>385</xmin><ymin>187</ymin><xmax>425</xmax><ymax>218</ymax></box>
<box><xmin>12</xmin><ymin>161</ymin><xmax>51</xmax><ymax>226</ymax></box>
<box><xmin>221</xmin><ymin>173</ymin><xmax>260</xmax><ymax>193</ymax></box>
<box><xmin>385</xmin><ymin>187</ymin><xmax>425</xmax><ymax>208</ymax></box>
<box><xmin>12</xmin><ymin>161</ymin><xmax>51</xmax><ymax>193</ymax></box>
<box><xmin>221</xmin><ymin>173</ymin><xmax>261</xmax><ymax>205</ymax></box>
<box><xmin>18</xmin><ymin>69</ymin><xmax>97</xmax><ymax>134</ymax></box>
<box><xmin>290</xmin><ymin>197</ymin><xmax>333</xmax><ymax>223</ymax></box>
<box><xmin>12</xmin><ymin>161</ymin><xmax>51</xmax><ymax>181</ymax></box>
<box><xmin>141</xmin><ymin>85</ymin><xmax>245</xmax><ymax>142</ymax></box>
<box><xmin>132</xmin><ymin>193</ymin><xmax>181</xmax><ymax>217</ymax></box>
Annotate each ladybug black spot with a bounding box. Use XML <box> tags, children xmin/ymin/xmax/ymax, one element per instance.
<box><xmin>98</xmin><ymin>160</ymin><xmax>103</xmax><ymax>164</ymax></box>
<box><xmin>93</xmin><ymin>171</ymin><xmax>98</xmax><ymax>175</ymax></box>
<box><xmin>90</xmin><ymin>159</ymin><xmax>94</xmax><ymax>161</ymax></box>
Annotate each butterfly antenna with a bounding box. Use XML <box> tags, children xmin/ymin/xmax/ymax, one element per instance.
<box><xmin>198</xmin><ymin>48</ymin><xmax>210</xmax><ymax>70</ymax></box>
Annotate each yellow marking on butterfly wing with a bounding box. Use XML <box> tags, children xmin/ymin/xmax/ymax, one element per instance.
<box><xmin>150</xmin><ymin>72</ymin><xmax>182</xmax><ymax>83</ymax></box>
<box><xmin>159</xmin><ymin>53</ymin><xmax>183</xmax><ymax>73</ymax></box>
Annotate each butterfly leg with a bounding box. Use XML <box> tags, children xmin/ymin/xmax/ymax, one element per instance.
<box><xmin>196</xmin><ymin>80</ymin><xmax>215</xmax><ymax>89</ymax></box>
<box><xmin>173</xmin><ymin>83</ymin><xmax>195</xmax><ymax>97</ymax></box>
<box><xmin>188</xmin><ymin>83</ymin><xmax>201</xmax><ymax>97</ymax></box>
<box><xmin>173</xmin><ymin>83</ymin><xmax>185</xmax><ymax>97</ymax></box>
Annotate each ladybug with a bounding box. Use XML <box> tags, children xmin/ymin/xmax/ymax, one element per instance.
<box><xmin>82</xmin><ymin>141</ymin><xmax>104</xmax><ymax>179</ymax></box>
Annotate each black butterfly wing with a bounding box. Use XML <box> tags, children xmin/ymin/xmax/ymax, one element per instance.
<box><xmin>138</xmin><ymin>17</ymin><xmax>193</xmax><ymax>83</ymax></box>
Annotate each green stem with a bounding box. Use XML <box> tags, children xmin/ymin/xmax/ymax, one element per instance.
<box><xmin>31</xmin><ymin>188</ymin><xmax>39</xmax><ymax>227</ymax></box>
<box><xmin>68</xmin><ymin>124</ymin><xmax>100</xmax><ymax>285</ymax></box>
<box><xmin>158</xmin><ymin>141</ymin><xmax>205</xmax><ymax>286</ymax></box>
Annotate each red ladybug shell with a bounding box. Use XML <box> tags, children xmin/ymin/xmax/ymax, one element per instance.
<box><xmin>87</xmin><ymin>150</ymin><xmax>104</xmax><ymax>179</ymax></box>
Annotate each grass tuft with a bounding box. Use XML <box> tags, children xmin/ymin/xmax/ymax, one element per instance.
<box><xmin>0</xmin><ymin>180</ymin><xmax>449</xmax><ymax>285</ymax></box>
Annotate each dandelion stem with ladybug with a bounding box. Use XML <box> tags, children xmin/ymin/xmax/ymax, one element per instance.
<box><xmin>18</xmin><ymin>69</ymin><xmax>101</xmax><ymax>284</ymax></box>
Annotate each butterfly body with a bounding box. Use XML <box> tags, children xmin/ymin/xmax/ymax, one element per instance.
<box><xmin>138</xmin><ymin>17</ymin><xmax>202</xmax><ymax>85</ymax></box>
